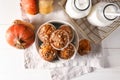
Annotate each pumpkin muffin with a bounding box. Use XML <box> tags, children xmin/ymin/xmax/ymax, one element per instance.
<box><xmin>38</xmin><ymin>23</ymin><xmax>56</xmax><ymax>43</ymax></box>
<box><xmin>58</xmin><ymin>43</ymin><xmax>75</xmax><ymax>59</ymax></box>
<box><xmin>39</xmin><ymin>43</ymin><xmax>57</xmax><ymax>62</ymax></box>
<box><xmin>50</xmin><ymin>29</ymin><xmax>69</xmax><ymax>50</ymax></box>
<box><xmin>78</xmin><ymin>39</ymin><xmax>91</xmax><ymax>56</ymax></box>
<box><xmin>59</xmin><ymin>25</ymin><xmax>74</xmax><ymax>42</ymax></box>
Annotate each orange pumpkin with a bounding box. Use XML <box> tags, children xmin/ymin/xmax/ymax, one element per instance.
<box><xmin>6</xmin><ymin>23</ymin><xmax>35</xmax><ymax>49</ymax></box>
<box><xmin>21</xmin><ymin>0</ymin><xmax>38</xmax><ymax>15</ymax></box>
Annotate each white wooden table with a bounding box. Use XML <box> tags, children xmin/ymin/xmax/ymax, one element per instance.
<box><xmin>0</xmin><ymin>0</ymin><xmax>120</xmax><ymax>80</ymax></box>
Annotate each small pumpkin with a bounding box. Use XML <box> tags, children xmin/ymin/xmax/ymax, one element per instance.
<box><xmin>21</xmin><ymin>0</ymin><xmax>38</xmax><ymax>15</ymax></box>
<box><xmin>5</xmin><ymin>20</ymin><xmax>35</xmax><ymax>49</ymax></box>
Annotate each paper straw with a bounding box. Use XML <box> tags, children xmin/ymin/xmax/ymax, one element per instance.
<box><xmin>106</xmin><ymin>12</ymin><xmax>120</xmax><ymax>16</ymax></box>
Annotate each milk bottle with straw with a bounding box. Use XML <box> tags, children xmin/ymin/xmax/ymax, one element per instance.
<box><xmin>65</xmin><ymin>0</ymin><xmax>92</xmax><ymax>19</ymax></box>
<box><xmin>87</xmin><ymin>2</ymin><xmax>120</xmax><ymax>27</ymax></box>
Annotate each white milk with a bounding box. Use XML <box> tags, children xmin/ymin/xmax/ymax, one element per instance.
<box><xmin>87</xmin><ymin>2</ymin><xmax>119</xmax><ymax>27</ymax></box>
<box><xmin>65</xmin><ymin>0</ymin><xmax>92</xmax><ymax>19</ymax></box>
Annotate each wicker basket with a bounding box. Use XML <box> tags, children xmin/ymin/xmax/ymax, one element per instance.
<box><xmin>59</xmin><ymin>0</ymin><xmax>120</xmax><ymax>44</ymax></box>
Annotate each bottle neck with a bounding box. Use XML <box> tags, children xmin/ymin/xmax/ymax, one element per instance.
<box><xmin>103</xmin><ymin>3</ymin><xmax>119</xmax><ymax>21</ymax></box>
<box><xmin>73</xmin><ymin>0</ymin><xmax>90</xmax><ymax>11</ymax></box>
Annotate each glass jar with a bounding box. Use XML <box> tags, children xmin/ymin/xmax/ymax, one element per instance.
<box><xmin>87</xmin><ymin>2</ymin><xmax>119</xmax><ymax>27</ymax></box>
<box><xmin>65</xmin><ymin>0</ymin><xmax>92</xmax><ymax>19</ymax></box>
<box><xmin>39</xmin><ymin>0</ymin><xmax>54</xmax><ymax>15</ymax></box>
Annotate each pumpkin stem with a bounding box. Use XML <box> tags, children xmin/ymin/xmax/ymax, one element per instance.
<box><xmin>15</xmin><ymin>39</ymin><xmax>26</xmax><ymax>49</ymax></box>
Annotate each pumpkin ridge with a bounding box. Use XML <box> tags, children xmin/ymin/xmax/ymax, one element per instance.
<box><xmin>24</xmin><ymin>34</ymin><xmax>35</xmax><ymax>41</ymax></box>
<box><xmin>13</xmin><ymin>25</ymin><xmax>18</xmax><ymax>38</ymax></box>
<box><xmin>19</xmin><ymin>25</ymin><xmax>28</xmax><ymax>39</ymax></box>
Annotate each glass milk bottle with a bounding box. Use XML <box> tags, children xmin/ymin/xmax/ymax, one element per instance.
<box><xmin>87</xmin><ymin>2</ymin><xmax>119</xmax><ymax>27</ymax></box>
<box><xmin>65</xmin><ymin>0</ymin><xmax>92</xmax><ymax>19</ymax></box>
